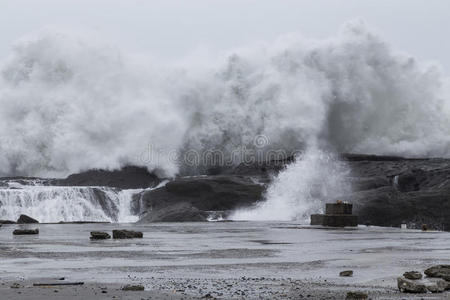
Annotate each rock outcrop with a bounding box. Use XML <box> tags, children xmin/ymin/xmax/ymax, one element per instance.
<box><xmin>131</xmin><ymin>154</ymin><xmax>450</xmax><ymax>226</ymax></box>
<box><xmin>134</xmin><ymin>175</ymin><xmax>264</xmax><ymax>222</ymax></box>
<box><xmin>343</xmin><ymin>155</ymin><xmax>450</xmax><ymax>230</ymax></box>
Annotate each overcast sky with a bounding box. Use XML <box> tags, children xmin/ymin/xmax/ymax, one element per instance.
<box><xmin>1</xmin><ymin>0</ymin><xmax>450</xmax><ymax>72</ymax></box>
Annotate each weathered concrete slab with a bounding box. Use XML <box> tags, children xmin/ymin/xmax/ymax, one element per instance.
<box><xmin>311</xmin><ymin>214</ymin><xmax>325</xmax><ymax>225</ymax></box>
<box><xmin>311</xmin><ymin>214</ymin><xmax>358</xmax><ymax>227</ymax></box>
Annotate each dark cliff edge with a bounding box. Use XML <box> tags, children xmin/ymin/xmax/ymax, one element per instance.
<box><xmin>53</xmin><ymin>166</ymin><xmax>161</xmax><ymax>189</ymax></box>
<box><xmin>344</xmin><ymin>155</ymin><xmax>450</xmax><ymax>231</ymax></box>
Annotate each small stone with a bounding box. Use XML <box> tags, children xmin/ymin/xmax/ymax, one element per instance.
<box><xmin>426</xmin><ymin>279</ymin><xmax>447</xmax><ymax>293</ymax></box>
<box><xmin>340</xmin><ymin>270</ymin><xmax>353</xmax><ymax>277</ymax></box>
<box><xmin>403</xmin><ymin>271</ymin><xmax>422</xmax><ymax>280</ymax></box>
<box><xmin>397</xmin><ymin>277</ymin><xmax>427</xmax><ymax>293</ymax></box>
<box><xmin>201</xmin><ymin>293</ymin><xmax>215</xmax><ymax>299</ymax></box>
<box><xmin>10</xmin><ymin>283</ymin><xmax>22</xmax><ymax>289</ymax></box>
<box><xmin>13</xmin><ymin>229</ymin><xmax>39</xmax><ymax>235</ymax></box>
<box><xmin>121</xmin><ymin>284</ymin><xmax>144</xmax><ymax>291</ymax></box>
<box><xmin>345</xmin><ymin>291</ymin><xmax>368</xmax><ymax>300</ymax></box>
<box><xmin>112</xmin><ymin>230</ymin><xmax>143</xmax><ymax>239</ymax></box>
<box><xmin>90</xmin><ymin>231</ymin><xmax>111</xmax><ymax>240</ymax></box>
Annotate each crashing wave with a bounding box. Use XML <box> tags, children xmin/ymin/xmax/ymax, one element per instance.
<box><xmin>1</xmin><ymin>21</ymin><xmax>449</xmax><ymax>221</ymax></box>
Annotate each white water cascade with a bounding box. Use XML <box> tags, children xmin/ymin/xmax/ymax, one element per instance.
<box><xmin>0</xmin><ymin>184</ymin><xmax>139</xmax><ymax>223</ymax></box>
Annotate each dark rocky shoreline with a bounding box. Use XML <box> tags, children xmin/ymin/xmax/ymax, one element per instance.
<box><xmin>1</xmin><ymin>153</ymin><xmax>449</xmax><ymax>230</ymax></box>
<box><xmin>344</xmin><ymin>155</ymin><xmax>450</xmax><ymax>231</ymax></box>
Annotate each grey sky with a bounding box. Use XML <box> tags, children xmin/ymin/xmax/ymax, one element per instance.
<box><xmin>1</xmin><ymin>0</ymin><xmax>450</xmax><ymax>72</ymax></box>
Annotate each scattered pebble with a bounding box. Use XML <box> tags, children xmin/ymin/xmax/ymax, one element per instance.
<box><xmin>345</xmin><ymin>291</ymin><xmax>368</xmax><ymax>300</ymax></box>
<box><xmin>403</xmin><ymin>271</ymin><xmax>422</xmax><ymax>280</ymax></box>
<box><xmin>340</xmin><ymin>270</ymin><xmax>354</xmax><ymax>277</ymax></box>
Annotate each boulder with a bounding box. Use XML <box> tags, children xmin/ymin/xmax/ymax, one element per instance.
<box><xmin>425</xmin><ymin>279</ymin><xmax>448</xmax><ymax>293</ymax></box>
<box><xmin>345</xmin><ymin>291</ymin><xmax>368</xmax><ymax>299</ymax></box>
<box><xmin>424</xmin><ymin>265</ymin><xmax>450</xmax><ymax>280</ymax></box>
<box><xmin>122</xmin><ymin>285</ymin><xmax>144</xmax><ymax>291</ymax></box>
<box><xmin>340</xmin><ymin>270</ymin><xmax>353</xmax><ymax>277</ymax></box>
<box><xmin>397</xmin><ymin>277</ymin><xmax>427</xmax><ymax>293</ymax></box>
<box><xmin>13</xmin><ymin>229</ymin><xmax>39</xmax><ymax>235</ymax></box>
<box><xmin>403</xmin><ymin>271</ymin><xmax>422</xmax><ymax>280</ymax></box>
<box><xmin>17</xmin><ymin>214</ymin><xmax>39</xmax><ymax>224</ymax></box>
<box><xmin>90</xmin><ymin>231</ymin><xmax>111</xmax><ymax>240</ymax></box>
<box><xmin>112</xmin><ymin>230</ymin><xmax>143</xmax><ymax>239</ymax></box>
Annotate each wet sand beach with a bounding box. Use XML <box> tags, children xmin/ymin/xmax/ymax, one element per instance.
<box><xmin>0</xmin><ymin>222</ymin><xmax>449</xmax><ymax>299</ymax></box>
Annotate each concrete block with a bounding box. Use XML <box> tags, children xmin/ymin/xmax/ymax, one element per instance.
<box><xmin>322</xmin><ymin>215</ymin><xmax>358</xmax><ymax>227</ymax></box>
<box><xmin>311</xmin><ymin>214</ymin><xmax>324</xmax><ymax>225</ymax></box>
<box><xmin>310</xmin><ymin>214</ymin><xmax>358</xmax><ymax>227</ymax></box>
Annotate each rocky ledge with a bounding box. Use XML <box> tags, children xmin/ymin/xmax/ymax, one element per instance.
<box><xmin>132</xmin><ymin>175</ymin><xmax>264</xmax><ymax>222</ymax></box>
